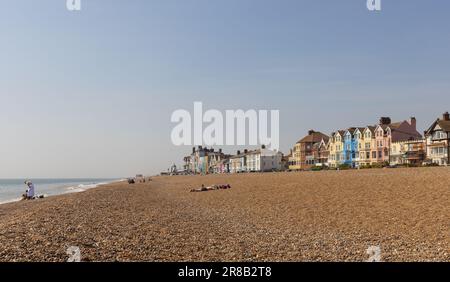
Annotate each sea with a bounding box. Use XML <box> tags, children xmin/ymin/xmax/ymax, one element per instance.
<box><xmin>0</xmin><ymin>178</ymin><xmax>121</xmax><ymax>204</ymax></box>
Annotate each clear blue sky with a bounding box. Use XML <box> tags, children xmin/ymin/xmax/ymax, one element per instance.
<box><xmin>0</xmin><ymin>0</ymin><xmax>449</xmax><ymax>178</ymax></box>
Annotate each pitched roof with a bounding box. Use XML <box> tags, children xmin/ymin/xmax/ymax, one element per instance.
<box><xmin>354</xmin><ymin>127</ymin><xmax>366</xmax><ymax>134</ymax></box>
<box><xmin>364</xmin><ymin>126</ymin><xmax>376</xmax><ymax>134</ymax></box>
<box><xmin>438</xmin><ymin>120</ymin><xmax>450</xmax><ymax>131</ymax></box>
<box><xmin>297</xmin><ymin>131</ymin><xmax>329</xmax><ymax>144</ymax></box>
<box><xmin>346</xmin><ymin>127</ymin><xmax>356</xmax><ymax>134</ymax></box>
<box><xmin>389</xmin><ymin>122</ymin><xmax>403</xmax><ymax>129</ymax></box>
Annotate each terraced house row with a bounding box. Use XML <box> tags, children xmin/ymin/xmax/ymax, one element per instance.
<box><xmin>181</xmin><ymin>112</ymin><xmax>450</xmax><ymax>174</ymax></box>
<box><xmin>289</xmin><ymin>112</ymin><xmax>450</xmax><ymax>169</ymax></box>
<box><xmin>183</xmin><ymin>145</ymin><xmax>284</xmax><ymax>174</ymax></box>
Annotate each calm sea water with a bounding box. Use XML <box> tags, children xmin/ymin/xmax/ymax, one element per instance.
<box><xmin>0</xmin><ymin>178</ymin><xmax>120</xmax><ymax>204</ymax></box>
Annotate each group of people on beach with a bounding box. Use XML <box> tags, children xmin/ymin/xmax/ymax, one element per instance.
<box><xmin>190</xmin><ymin>184</ymin><xmax>231</xmax><ymax>192</ymax></box>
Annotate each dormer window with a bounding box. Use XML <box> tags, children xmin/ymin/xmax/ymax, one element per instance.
<box><xmin>433</xmin><ymin>131</ymin><xmax>447</xmax><ymax>139</ymax></box>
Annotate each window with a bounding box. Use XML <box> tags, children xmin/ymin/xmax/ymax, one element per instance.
<box><xmin>433</xmin><ymin>131</ymin><xmax>447</xmax><ymax>139</ymax></box>
<box><xmin>431</xmin><ymin>147</ymin><xmax>445</xmax><ymax>155</ymax></box>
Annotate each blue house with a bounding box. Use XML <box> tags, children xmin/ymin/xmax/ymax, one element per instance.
<box><xmin>353</xmin><ymin>127</ymin><xmax>366</xmax><ymax>168</ymax></box>
<box><xmin>343</xmin><ymin>128</ymin><xmax>357</xmax><ymax>167</ymax></box>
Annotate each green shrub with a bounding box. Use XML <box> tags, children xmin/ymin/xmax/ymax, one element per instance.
<box><xmin>338</xmin><ymin>164</ymin><xmax>351</xmax><ymax>170</ymax></box>
<box><xmin>371</xmin><ymin>162</ymin><xmax>384</xmax><ymax>168</ymax></box>
<box><xmin>423</xmin><ymin>162</ymin><xmax>439</xmax><ymax>167</ymax></box>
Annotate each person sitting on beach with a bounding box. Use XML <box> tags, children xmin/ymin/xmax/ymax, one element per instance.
<box><xmin>22</xmin><ymin>181</ymin><xmax>35</xmax><ymax>200</ymax></box>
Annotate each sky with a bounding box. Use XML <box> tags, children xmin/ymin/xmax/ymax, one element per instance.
<box><xmin>0</xmin><ymin>0</ymin><xmax>449</xmax><ymax>178</ymax></box>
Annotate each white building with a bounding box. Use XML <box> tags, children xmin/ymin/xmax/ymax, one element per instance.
<box><xmin>424</xmin><ymin>112</ymin><xmax>450</xmax><ymax>166</ymax></box>
<box><xmin>246</xmin><ymin>147</ymin><xmax>283</xmax><ymax>172</ymax></box>
<box><xmin>229</xmin><ymin>150</ymin><xmax>246</xmax><ymax>173</ymax></box>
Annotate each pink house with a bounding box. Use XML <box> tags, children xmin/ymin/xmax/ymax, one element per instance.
<box><xmin>374</xmin><ymin>117</ymin><xmax>422</xmax><ymax>164</ymax></box>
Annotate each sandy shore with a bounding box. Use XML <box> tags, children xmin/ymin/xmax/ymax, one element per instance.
<box><xmin>0</xmin><ymin>168</ymin><xmax>448</xmax><ymax>262</ymax></box>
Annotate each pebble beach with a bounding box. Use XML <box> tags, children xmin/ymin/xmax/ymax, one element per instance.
<box><xmin>0</xmin><ymin>167</ymin><xmax>448</xmax><ymax>262</ymax></box>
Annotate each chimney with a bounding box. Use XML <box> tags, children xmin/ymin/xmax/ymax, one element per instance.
<box><xmin>409</xmin><ymin>117</ymin><xmax>417</xmax><ymax>129</ymax></box>
<box><xmin>379</xmin><ymin>117</ymin><xmax>391</xmax><ymax>125</ymax></box>
<box><xmin>443</xmin><ymin>112</ymin><xmax>450</xmax><ymax>121</ymax></box>
<box><xmin>308</xmin><ymin>129</ymin><xmax>315</xmax><ymax>135</ymax></box>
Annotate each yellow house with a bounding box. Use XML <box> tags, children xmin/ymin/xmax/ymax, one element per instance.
<box><xmin>353</xmin><ymin>127</ymin><xmax>365</xmax><ymax>168</ymax></box>
<box><xmin>328</xmin><ymin>130</ymin><xmax>345</xmax><ymax>167</ymax></box>
<box><xmin>361</xmin><ymin>126</ymin><xmax>376</xmax><ymax>166</ymax></box>
<box><xmin>328</xmin><ymin>130</ymin><xmax>345</xmax><ymax>168</ymax></box>
<box><xmin>289</xmin><ymin>143</ymin><xmax>301</xmax><ymax>170</ymax></box>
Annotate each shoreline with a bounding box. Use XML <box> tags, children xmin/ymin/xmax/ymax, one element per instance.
<box><xmin>0</xmin><ymin>178</ymin><xmax>126</xmax><ymax>206</ymax></box>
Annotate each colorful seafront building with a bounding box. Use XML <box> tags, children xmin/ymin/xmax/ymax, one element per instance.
<box><xmin>289</xmin><ymin>113</ymin><xmax>450</xmax><ymax>170</ymax></box>
<box><xmin>183</xmin><ymin>146</ymin><xmax>229</xmax><ymax>174</ymax></box>
<box><xmin>183</xmin><ymin>145</ymin><xmax>283</xmax><ymax>174</ymax></box>
<box><xmin>424</xmin><ymin>112</ymin><xmax>450</xmax><ymax>166</ymax></box>
<box><xmin>182</xmin><ymin>112</ymin><xmax>450</xmax><ymax>174</ymax></box>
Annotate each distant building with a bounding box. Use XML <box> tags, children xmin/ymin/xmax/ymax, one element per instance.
<box><xmin>373</xmin><ymin>117</ymin><xmax>422</xmax><ymax>165</ymax></box>
<box><xmin>424</xmin><ymin>112</ymin><xmax>450</xmax><ymax>166</ymax></box>
<box><xmin>184</xmin><ymin>146</ymin><xmax>227</xmax><ymax>174</ymax></box>
<box><xmin>352</xmin><ymin>127</ymin><xmax>366</xmax><ymax>168</ymax></box>
<box><xmin>213</xmin><ymin>158</ymin><xmax>230</xmax><ymax>174</ymax></box>
<box><xmin>360</xmin><ymin>126</ymin><xmax>376</xmax><ymax>167</ymax></box>
<box><xmin>246</xmin><ymin>146</ymin><xmax>283</xmax><ymax>172</ymax></box>
<box><xmin>316</xmin><ymin>138</ymin><xmax>330</xmax><ymax>167</ymax></box>
<box><xmin>390</xmin><ymin>139</ymin><xmax>426</xmax><ymax>166</ymax></box>
<box><xmin>292</xmin><ymin>130</ymin><xmax>330</xmax><ymax>170</ymax></box>
<box><xmin>230</xmin><ymin>150</ymin><xmax>246</xmax><ymax>173</ymax></box>
<box><xmin>329</xmin><ymin>130</ymin><xmax>345</xmax><ymax>168</ymax></box>
<box><xmin>343</xmin><ymin>128</ymin><xmax>357</xmax><ymax>168</ymax></box>
<box><xmin>357</xmin><ymin>117</ymin><xmax>421</xmax><ymax>167</ymax></box>
<box><xmin>281</xmin><ymin>152</ymin><xmax>291</xmax><ymax>171</ymax></box>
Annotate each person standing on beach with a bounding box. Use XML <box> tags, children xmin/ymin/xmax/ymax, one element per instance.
<box><xmin>23</xmin><ymin>181</ymin><xmax>35</xmax><ymax>200</ymax></box>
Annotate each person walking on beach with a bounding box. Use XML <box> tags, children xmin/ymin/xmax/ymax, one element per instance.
<box><xmin>23</xmin><ymin>181</ymin><xmax>35</xmax><ymax>200</ymax></box>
